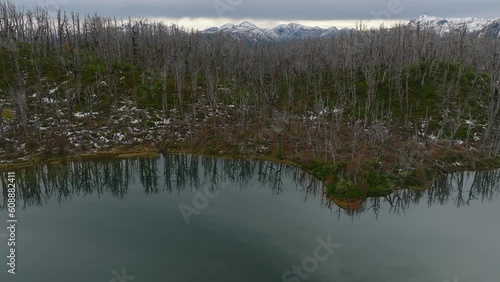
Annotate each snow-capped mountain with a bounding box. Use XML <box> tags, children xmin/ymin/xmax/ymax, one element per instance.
<box><xmin>202</xmin><ymin>16</ymin><xmax>500</xmax><ymax>43</ymax></box>
<box><xmin>409</xmin><ymin>15</ymin><xmax>500</xmax><ymax>38</ymax></box>
<box><xmin>202</xmin><ymin>22</ymin><xmax>352</xmax><ymax>43</ymax></box>
<box><xmin>267</xmin><ymin>23</ymin><xmax>325</xmax><ymax>40</ymax></box>
<box><xmin>202</xmin><ymin>21</ymin><xmax>275</xmax><ymax>43</ymax></box>
<box><xmin>482</xmin><ymin>21</ymin><xmax>500</xmax><ymax>38</ymax></box>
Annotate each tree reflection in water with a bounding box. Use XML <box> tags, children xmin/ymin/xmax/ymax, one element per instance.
<box><xmin>338</xmin><ymin>170</ymin><xmax>500</xmax><ymax>219</ymax></box>
<box><xmin>1</xmin><ymin>155</ymin><xmax>499</xmax><ymax>219</ymax></box>
<box><xmin>0</xmin><ymin>154</ymin><xmax>322</xmax><ymax>209</ymax></box>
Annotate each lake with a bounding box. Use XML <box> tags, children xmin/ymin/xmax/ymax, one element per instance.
<box><xmin>1</xmin><ymin>154</ymin><xmax>499</xmax><ymax>282</ymax></box>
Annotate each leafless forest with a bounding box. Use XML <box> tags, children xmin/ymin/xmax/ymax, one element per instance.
<box><xmin>1</xmin><ymin>1</ymin><xmax>500</xmax><ymax>194</ymax></box>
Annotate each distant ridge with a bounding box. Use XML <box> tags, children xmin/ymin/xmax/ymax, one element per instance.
<box><xmin>409</xmin><ymin>15</ymin><xmax>500</xmax><ymax>38</ymax></box>
<box><xmin>201</xmin><ymin>16</ymin><xmax>500</xmax><ymax>42</ymax></box>
<box><xmin>201</xmin><ymin>21</ymin><xmax>353</xmax><ymax>43</ymax></box>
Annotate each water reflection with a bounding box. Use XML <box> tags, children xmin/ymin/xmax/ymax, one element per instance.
<box><xmin>338</xmin><ymin>170</ymin><xmax>500</xmax><ymax>219</ymax></box>
<box><xmin>1</xmin><ymin>155</ymin><xmax>499</xmax><ymax>218</ymax></box>
<box><xmin>0</xmin><ymin>154</ymin><xmax>322</xmax><ymax>209</ymax></box>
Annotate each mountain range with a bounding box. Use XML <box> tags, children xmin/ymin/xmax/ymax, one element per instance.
<box><xmin>201</xmin><ymin>15</ymin><xmax>500</xmax><ymax>43</ymax></box>
<box><xmin>409</xmin><ymin>15</ymin><xmax>500</xmax><ymax>38</ymax></box>
<box><xmin>201</xmin><ymin>21</ymin><xmax>353</xmax><ymax>43</ymax></box>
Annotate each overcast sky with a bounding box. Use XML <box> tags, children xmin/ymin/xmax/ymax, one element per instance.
<box><xmin>13</xmin><ymin>0</ymin><xmax>500</xmax><ymax>29</ymax></box>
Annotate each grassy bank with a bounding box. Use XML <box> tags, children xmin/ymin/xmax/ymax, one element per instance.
<box><xmin>3</xmin><ymin>139</ymin><xmax>500</xmax><ymax>206</ymax></box>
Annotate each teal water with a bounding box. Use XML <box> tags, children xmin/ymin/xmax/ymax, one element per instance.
<box><xmin>0</xmin><ymin>154</ymin><xmax>499</xmax><ymax>282</ymax></box>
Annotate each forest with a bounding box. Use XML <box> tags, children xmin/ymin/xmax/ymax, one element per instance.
<box><xmin>1</xmin><ymin>1</ymin><xmax>500</xmax><ymax>199</ymax></box>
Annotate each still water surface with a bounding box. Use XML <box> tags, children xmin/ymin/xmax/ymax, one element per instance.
<box><xmin>1</xmin><ymin>154</ymin><xmax>499</xmax><ymax>282</ymax></box>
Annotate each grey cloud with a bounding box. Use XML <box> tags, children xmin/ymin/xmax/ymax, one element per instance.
<box><xmin>11</xmin><ymin>0</ymin><xmax>500</xmax><ymax>20</ymax></box>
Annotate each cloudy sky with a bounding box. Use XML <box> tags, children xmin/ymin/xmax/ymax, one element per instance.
<box><xmin>13</xmin><ymin>0</ymin><xmax>500</xmax><ymax>29</ymax></box>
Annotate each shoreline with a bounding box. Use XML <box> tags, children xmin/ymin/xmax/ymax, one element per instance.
<box><xmin>2</xmin><ymin>145</ymin><xmax>499</xmax><ymax>205</ymax></box>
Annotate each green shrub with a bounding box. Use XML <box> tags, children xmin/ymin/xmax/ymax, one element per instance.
<box><xmin>327</xmin><ymin>177</ymin><xmax>366</xmax><ymax>199</ymax></box>
<box><xmin>271</xmin><ymin>148</ymin><xmax>285</xmax><ymax>160</ymax></box>
<box><xmin>1</xmin><ymin>108</ymin><xmax>14</xmax><ymax>123</ymax></box>
<box><xmin>204</xmin><ymin>147</ymin><xmax>217</xmax><ymax>155</ymax></box>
